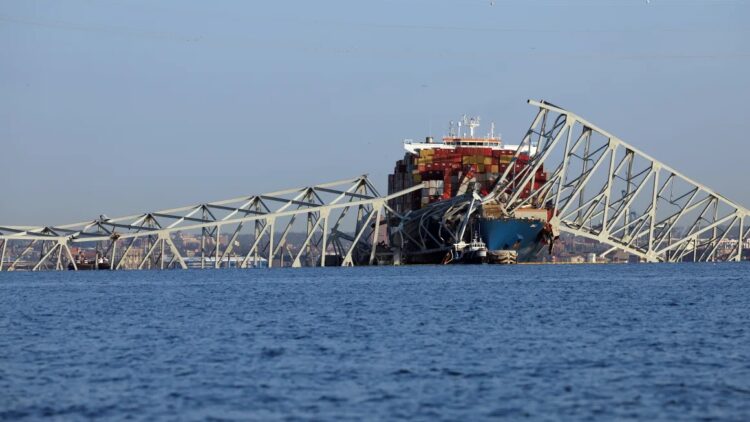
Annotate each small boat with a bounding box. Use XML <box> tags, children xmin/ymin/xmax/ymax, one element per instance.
<box><xmin>67</xmin><ymin>254</ymin><xmax>111</xmax><ymax>270</ymax></box>
<box><xmin>448</xmin><ymin>233</ymin><xmax>488</xmax><ymax>264</ymax></box>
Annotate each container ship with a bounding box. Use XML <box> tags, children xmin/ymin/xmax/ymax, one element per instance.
<box><xmin>387</xmin><ymin>116</ymin><xmax>556</xmax><ymax>264</ymax></box>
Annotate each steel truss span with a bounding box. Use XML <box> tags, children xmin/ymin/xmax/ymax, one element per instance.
<box><xmin>493</xmin><ymin>100</ymin><xmax>750</xmax><ymax>262</ymax></box>
<box><xmin>0</xmin><ymin>176</ymin><xmax>420</xmax><ymax>271</ymax></box>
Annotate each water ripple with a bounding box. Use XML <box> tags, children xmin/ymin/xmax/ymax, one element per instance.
<box><xmin>1</xmin><ymin>264</ymin><xmax>749</xmax><ymax>420</ymax></box>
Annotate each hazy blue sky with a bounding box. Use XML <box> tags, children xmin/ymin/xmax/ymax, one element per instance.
<box><xmin>2</xmin><ymin>0</ymin><xmax>748</xmax><ymax>225</ymax></box>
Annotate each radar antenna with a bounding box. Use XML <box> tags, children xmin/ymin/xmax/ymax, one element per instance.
<box><xmin>462</xmin><ymin>115</ymin><xmax>481</xmax><ymax>137</ymax></box>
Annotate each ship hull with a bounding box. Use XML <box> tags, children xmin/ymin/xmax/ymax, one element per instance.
<box><xmin>402</xmin><ymin>249</ymin><xmax>451</xmax><ymax>265</ymax></box>
<box><xmin>386</xmin><ymin>119</ymin><xmax>552</xmax><ymax>265</ymax></box>
<box><xmin>394</xmin><ymin>215</ymin><xmax>548</xmax><ymax>264</ymax></box>
<box><xmin>454</xmin><ymin>250</ymin><xmax>487</xmax><ymax>264</ymax></box>
<box><xmin>479</xmin><ymin>218</ymin><xmax>546</xmax><ymax>262</ymax></box>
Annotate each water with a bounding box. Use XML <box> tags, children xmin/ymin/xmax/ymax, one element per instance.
<box><xmin>1</xmin><ymin>264</ymin><xmax>749</xmax><ymax>421</ymax></box>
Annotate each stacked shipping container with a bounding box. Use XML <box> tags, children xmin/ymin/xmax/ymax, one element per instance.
<box><xmin>388</xmin><ymin>146</ymin><xmax>547</xmax><ymax>214</ymax></box>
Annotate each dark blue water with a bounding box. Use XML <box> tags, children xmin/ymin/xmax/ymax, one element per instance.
<box><xmin>1</xmin><ymin>264</ymin><xmax>749</xmax><ymax>421</ymax></box>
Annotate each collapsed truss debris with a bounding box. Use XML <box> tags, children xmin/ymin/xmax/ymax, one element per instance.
<box><xmin>493</xmin><ymin>100</ymin><xmax>750</xmax><ymax>262</ymax></box>
<box><xmin>0</xmin><ymin>176</ymin><xmax>419</xmax><ymax>271</ymax></box>
<box><xmin>3</xmin><ymin>101</ymin><xmax>748</xmax><ymax>270</ymax></box>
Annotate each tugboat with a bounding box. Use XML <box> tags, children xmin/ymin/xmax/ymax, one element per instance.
<box><xmin>448</xmin><ymin>232</ymin><xmax>488</xmax><ymax>264</ymax></box>
<box><xmin>67</xmin><ymin>251</ymin><xmax>111</xmax><ymax>270</ymax></box>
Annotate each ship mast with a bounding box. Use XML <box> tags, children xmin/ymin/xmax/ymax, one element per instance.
<box><xmin>461</xmin><ymin>115</ymin><xmax>481</xmax><ymax>138</ymax></box>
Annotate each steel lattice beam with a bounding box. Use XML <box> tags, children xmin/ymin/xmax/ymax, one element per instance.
<box><xmin>493</xmin><ymin>100</ymin><xmax>749</xmax><ymax>262</ymax></box>
<box><xmin>0</xmin><ymin>176</ymin><xmax>419</xmax><ymax>271</ymax></box>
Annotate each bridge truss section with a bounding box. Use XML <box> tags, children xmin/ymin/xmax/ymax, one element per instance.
<box><xmin>388</xmin><ymin>191</ymin><xmax>482</xmax><ymax>263</ymax></box>
<box><xmin>0</xmin><ymin>176</ymin><xmax>420</xmax><ymax>271</ymax></box>
<box><xmin>492</xmin><ymin>100</ymin><xmax>750</xmax><ymax>262</ymax></box>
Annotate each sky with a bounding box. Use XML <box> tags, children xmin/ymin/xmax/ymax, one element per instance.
<box><xmin>1</xmin><ymin>0</ymin><xmax>748</xmax><ymax>225</ymax></box>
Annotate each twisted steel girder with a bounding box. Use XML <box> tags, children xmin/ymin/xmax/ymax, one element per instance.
<box><xmin>0</xmin><ymin>176</ymin><xmax>419</xmax><ymax>271</ymax></box>
<box><xmin>495</xmin><ymin>100</ymin><xmax>749</xmax><ymax>262</ymax></box>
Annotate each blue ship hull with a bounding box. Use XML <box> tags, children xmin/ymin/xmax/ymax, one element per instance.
<box><xmin>479</xmin><ymin>218</ymin><xmax>546</xmax><ymax>261</ymax></box>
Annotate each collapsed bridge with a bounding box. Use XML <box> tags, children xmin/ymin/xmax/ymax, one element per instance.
<box><xmin>0</xmin><ymin>176</ymin><xmax>419</xmax><ymax>271</ymax></box>
<box><xmin>2</xmin><ymin>101</ymin><xmax>748</xmax><ymax>270</ymax></box>
<box><xmin>501</xmin><ymin>100</ymin><xmax>750</xmax><ymax>262</ymax></box>
<box><xmin>394</xmin><ymin>100</ymin><xmax>750</xmax><ymax>263</ymax></box>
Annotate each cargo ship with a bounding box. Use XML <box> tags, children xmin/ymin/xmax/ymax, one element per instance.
<box><xmin>387</xmin><ymin>115</ymin><xmax>556</xmax><ymax>264</ymax></box>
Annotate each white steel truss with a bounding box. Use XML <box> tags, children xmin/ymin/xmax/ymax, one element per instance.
<box><xmin>389</xmin><ymin>191</ymin><xmax>483</xmax><ymax>263</ymax></box>
<box><xmin>0</xmin><ymin>176</ymin><xmax>420</xmax><ymax>271</ymax></box>
<box><xmin>491</xmin><ymin>100</ymin><xmax>750</xmax><ymax>262</ymax></box>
